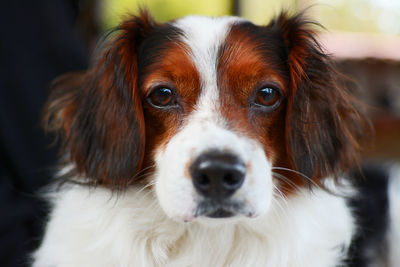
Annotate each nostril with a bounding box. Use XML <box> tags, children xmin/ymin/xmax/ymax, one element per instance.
<box><xmin>223</xmin><ymin>173</ymin><xmax>241</xmax><ymax>189</ymax></box>
<box><xmin>196</xmin><ymin>173</ymin><xmax>210</xmax><ymax>189</ymax></box>
<box><xmin>224</xmin><ymin>173</ymin><xmax>234</xmax><ymax>185</ymax></box>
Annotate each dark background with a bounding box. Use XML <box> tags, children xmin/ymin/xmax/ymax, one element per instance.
<box><xmin>0</xmin><ymin>1</ymin><xmax>89</xmax><ymax>266</ymax></box>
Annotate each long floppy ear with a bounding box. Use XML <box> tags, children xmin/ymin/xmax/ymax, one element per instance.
<box><xmin>270</xmin><ymin>12</ymin><xmax>369</xmax><ymax>182</ymax></box>
<box><xmin>43</xmin><ymin>11</ymin><xmax>156</xmax><ymax>188</ymax></box>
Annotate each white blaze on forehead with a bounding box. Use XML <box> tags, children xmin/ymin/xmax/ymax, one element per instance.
<box><xmin>155</xmin><ymin>16</ymin><xmax>272</xmax><ymax>222</ymax></box>
<box><xmin>173</xmin><ymin>16</ymin><xmax>245</xmax><ymax>116</ymax></box>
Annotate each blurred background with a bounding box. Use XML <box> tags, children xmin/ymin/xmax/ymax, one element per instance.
<box><xmin>0</xmin><ymin>0</ymin><xmax>398</xmax><ymax>266</ymax></box>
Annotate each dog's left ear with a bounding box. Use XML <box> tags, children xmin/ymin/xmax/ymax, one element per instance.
<box><xmin>270</xmin><ymin>12</ymin><xmax>369</xmax><ymax>182</ymax></box>
<box><xmin>43</xmin><ymin>11</ymin><xmax>157</xmax><ymax>188</ymax></box>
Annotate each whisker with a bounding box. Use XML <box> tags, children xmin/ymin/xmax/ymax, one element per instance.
<box><xmin>272</xmin><ymin>166</ymin><xmax>320</xmax><ymax>188</ymax></box>
<box><xmin>136</xmin><ymin>180</ymin><xmax>157</xmax><ymax>195</ymax></box>
<box><xmin>136</xmin><ymin>186</ymin><xmax>156</xmax><ymax>205</ymax></box>
<box><xmin>272</xmin><ymin>172</ymin><xmax>301</xmax><ymax>191</ymax></box>
<box><xmin>271</xmin><ymin>184</ymin><xmax>290</xmax><ymax>221</ymax></box>
<box><xmin>133</xmin><ymin>164</ymin><xmax>156</xmax><ymax>179</ymax></box>
<box><xmin>132</xmin><ymin>170</ymin><xmax>155</xmax><ymax>183</ymax></box>
<box><xmin>272</xmin><ymin>184</ymin><xmax>286</xmax><ymax>200</ymax></box>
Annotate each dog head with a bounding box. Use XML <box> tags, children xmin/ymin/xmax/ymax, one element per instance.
<box><xmin>43</xmin><ymin>11</ymin><xmax>367</xmax><ymax>222</ymax></box>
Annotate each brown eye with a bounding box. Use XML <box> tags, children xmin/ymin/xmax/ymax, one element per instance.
<box><xmin>254</xmin><ymin>87</ymin><xmax>281</xmax><ymax>108</ymax></box>
<box><xmin>147</xmin><ymin>87</ymin><xmax>177</xmax><ymax>108</ymax></box>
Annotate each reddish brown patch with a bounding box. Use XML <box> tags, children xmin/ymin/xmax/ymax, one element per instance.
<box><xmin>140</xmin><ymin>42</ymin><xmax>202</xmax><ymax>177</ymax></box>
<box><xmin>217</xmin><ymin>22</ymin><xmax>301</xmax><ymax>192</ymax></box>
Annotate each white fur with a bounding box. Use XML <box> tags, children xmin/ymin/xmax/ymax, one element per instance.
<box><xmin>33</xmin><ymin>183</ymin><xmax>354</xmax><ymax>267</ymax></box>
<box><xmin>388</xmin><ymin>165</ymin><xmax>400</xmax><ymax>267</ymax></box>
<box><xmin>173</xmin><ymin>16</ymin><xmax>243</xmax><ymax>93</ymax></box>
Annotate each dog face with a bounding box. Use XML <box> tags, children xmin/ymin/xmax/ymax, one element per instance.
<box><xmin>43</xmin><ymin>11</ymin><xmax>366</xmax><ymax>223</ymax></box>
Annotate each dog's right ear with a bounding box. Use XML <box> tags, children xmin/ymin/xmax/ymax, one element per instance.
<box><xmin>43</xmin><ymin>11</ymin><xmax>156</xmax><ymax>188</ymax></box>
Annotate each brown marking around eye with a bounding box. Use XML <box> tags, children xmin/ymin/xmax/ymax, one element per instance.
<box><xmin>140</xmin><ymin>42</ymin><xmax>202</xmax><ymax>175</ymax></box>
<box><xmin>216</xmin><ymin>22</ymin><xmax>301</xmax><ymax>194</ymax></box>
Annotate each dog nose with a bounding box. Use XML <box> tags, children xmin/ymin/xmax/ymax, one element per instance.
<box><xmin>190</xmin><ymin>151</ymin><xmax>246</xmax><ymax>200</ymax></box>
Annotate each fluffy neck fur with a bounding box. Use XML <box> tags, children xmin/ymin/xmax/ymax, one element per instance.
<box><xmin>33</xmin><ymin>183</ymin><xmax>355</xmax><ymax>267</ymax></box>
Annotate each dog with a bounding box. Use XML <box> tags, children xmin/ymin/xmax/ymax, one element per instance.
<box><xmin>32</xmin><ymin>10</ymin><xmax>400</xmax><ymax>267</ymax></box>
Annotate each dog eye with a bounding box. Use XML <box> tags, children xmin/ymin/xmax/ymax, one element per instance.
<box><xmin>254</xmin><ymin>87</ymin><xmax>281</xmax><ymax>108</ymax></box>
<box><xmin>147</xmin><ymin>87</ymin><xmax>177</xmax><ymax>108</ymax></box>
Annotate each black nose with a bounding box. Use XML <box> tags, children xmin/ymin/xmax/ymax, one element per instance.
<box><xmin>190</xmin><ymin>151</ymin><xmax>246</xmax><ymax>200</ymax></box>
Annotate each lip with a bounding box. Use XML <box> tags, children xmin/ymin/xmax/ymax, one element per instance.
<box><xmin>206</xmin><ymin>208</ymin><xmax>235</xmax><ymax>218</ymax></box>
<box><xmin>195</xmin><ymin>199</ymin><xmax>246</xmax><ymax>219</ymax></box>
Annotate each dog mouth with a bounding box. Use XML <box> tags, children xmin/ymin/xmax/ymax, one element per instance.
<box><xmin>205</xmin><ymin>208</ymin><xmax>235</xmax><ymax>218</ymax></box>
<box><xmin>195</xmin><ymin>200</ymin><xmax>249</xmax><ymax>219</ymax></box>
